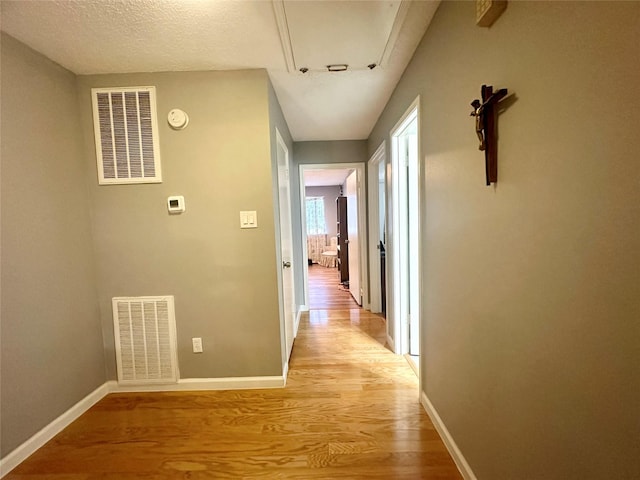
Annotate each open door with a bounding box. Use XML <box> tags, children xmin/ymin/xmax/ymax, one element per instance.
<box><xmin>275</xmin><ymin>129</ymin><xmax>295</xmax><ymax>362</ymax></box>
<box><xmin>345</xmin><ymin>171</ymin><xmax>361</xmax><ymax>305</ymax></box>
<box><xmin>368</xmin><ymin>142</ymin><xmax>386</xmax><ymax>315</ymax></box>
<box><xmin>391</xmin><ymin>97</ymin><xmax>421</xmax><ymax>359</ymax></box>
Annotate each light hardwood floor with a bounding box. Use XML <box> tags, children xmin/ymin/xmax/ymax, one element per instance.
<box><xmin>307</xmin><ymin>264</ymin><xmax>358</xmax><ymax>310</ymax></box>
<box><xmin>6</xmin><ymin>270</ymin><xmax>461</xmax><ymax>479</ymax></box>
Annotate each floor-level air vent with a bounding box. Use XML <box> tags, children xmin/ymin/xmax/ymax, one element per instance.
<box><xmin>112</xmin><ymin>296</ymin><xmax>178</xmax><ymax>385</ymax></box>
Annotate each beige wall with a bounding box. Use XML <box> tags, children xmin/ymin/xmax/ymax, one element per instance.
<box><xmin>268</xmin><ymin>78</ymin><xmax>293</xmax><ymax>162</ymax></box>
<box><xmin>0</xmin><ymin>34</ymin><xmax>106</xmax><ymax>456</ymax></box>
<box><xmin>76</xmin><ymin>69</ymin><xmax>283</xmax><ymax>380</ymax></box>
<box><xmin>369</xmin><ymin>2</ymin><xmax>640</xmax><ymax>478</ymax></box>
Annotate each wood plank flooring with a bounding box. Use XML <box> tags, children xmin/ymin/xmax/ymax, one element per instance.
<box><xmin>6</xmin><ymin>273</ymin><xmax>461</xmax><ymax>479</ymax></box>
<box><xmin>307</xmin><ymin>264</ymin><xmax>358</xmax><ymax>309</ymax></box>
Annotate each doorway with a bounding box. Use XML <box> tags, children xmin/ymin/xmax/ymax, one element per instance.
<box><xmin>390</xmin><ymin>97</ymin><xmax>421</xmax><ymax>369</ymax></box>
<box><xmin>367</xmin><ymin>142</ymin><xmax>386</xmax><ymax>318</ymax></box>
<box><xmin>299</xmin><ymin>163</ymin><xmax>368</xmax><ymax>310</ymax></box>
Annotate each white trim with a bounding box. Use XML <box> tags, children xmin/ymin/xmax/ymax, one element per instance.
<box><xmin>420</xmin><ymin>391</ymin><xmax>477</xmax><ymax>480</ymax></box>
<box><xmin>386</xmin><ymin>333</ymin><xmax>395</xmax><ymax>352</ymax></box>
<box><xmin>272</xmin><ymin>0</ymin><xmax>296</xmax><ymax>73</ymax></box>
<box><xmin>389</xmin><ymin>95</ymin><xmax>421</xmax><ymax>356</ymax></box>
<box><xmin>274</xmin><ymin>128</ymin><xmax>295</xmax><ymax>372</ymax></box>
<box><xmin>0</xmin><ymin>383</ymin><xmax>109</xmax><ymax>478</ymax></box>
<box><xmin>0</xmin><ymin>374</ymin><xmax>288</xmax><ymax>476</ymax></box>
<box><xmin>108</xmin><ymin>375</ymin><xmax>285</xmax><ymax>392</ymax></box>
<box><xmin>391</xmin><ymin>96</ymin><xmax>421</xmax><ymax>135</ymax></box>
<box><xmin>294</xmin><ymin>308</ymin><xmax>303</xmax><ymax>337</ymax></box>
<box><xmin>298</xmin><ymin>166</ymin><xmax>311</xmax><ymax>308</ymax></box>
<box><xmin>355</xmin><ymin>167</ymin><xmax>369</xmax><ymax>308</ymax></box>
<box><xmin>108</xmin><ymin>376</ymin><xmax>285</xmax><ymax>392</ymax></box>
<box><xmin>367</xmin><ymin>141</ymin><xmax>386</xmax><ymax>314</ymax></box>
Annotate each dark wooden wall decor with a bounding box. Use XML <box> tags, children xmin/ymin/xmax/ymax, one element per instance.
<box><xmin>470</xmin><ymin>84</ymin><xmax>508</xmax><ymax>185</ymax></box>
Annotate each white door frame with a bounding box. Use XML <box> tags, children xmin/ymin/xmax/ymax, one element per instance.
<box><xmin>274</xmin><ymin>128</ymin><xmax>295</xmax><ymax>372</ymax></box>
<box><xmin>367</xmin><ymin>142</ymin><xmax>386</xmax><ymax>314</ymax></box>
<box><xmin>299</xmin><ymin>163</ymin><xmax>368</xmax><ymax>310</ymax></box>
<box><xmin>389</xmin><ymin>96</ymin><xmax>421</xmax><ymax>356</ymax></box>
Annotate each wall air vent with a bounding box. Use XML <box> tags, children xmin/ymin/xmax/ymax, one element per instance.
<box><xmin>112</xmin><ymin>296</ymin><xmax>178</xmax><ymax>385</ymax></box>
<box><xmin>91</xmin><ymin>86</ymin><xmax>162</xmax><ymax>184</ymax></box>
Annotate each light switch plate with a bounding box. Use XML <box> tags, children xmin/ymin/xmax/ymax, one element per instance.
<box><xmin>240</xmin><ymin>211</ymin><xmax>258</xmax><ymax>229</ymax></box>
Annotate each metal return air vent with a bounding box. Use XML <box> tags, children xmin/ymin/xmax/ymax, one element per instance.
<box><xmin>91</xmin><ymin>86</ymin><xmax>162</xmax><ymax>185</ymax></box>
<box><xmin>112</xmin><ymin>296</ymin><xmax>178</xmax><ymax>385</ymax></box>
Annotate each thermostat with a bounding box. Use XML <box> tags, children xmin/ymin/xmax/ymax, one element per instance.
<box><xmin>167</xmin><ymin>195</ymin><xmax>185</xmax><ymax>214</ymax></box>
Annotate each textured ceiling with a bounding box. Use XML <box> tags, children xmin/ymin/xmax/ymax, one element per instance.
<box><xmin>0</xmin><ymin>0</ymin><xmax>439</xmax><ymax>141</ymax></box>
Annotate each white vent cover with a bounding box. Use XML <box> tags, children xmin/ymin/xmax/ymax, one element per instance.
<box><xmin>112</xmin><ymin>296</ymin><xmax>178</xmax><ymax>385</ymax></box>
<box><xmin>92</xmin><ymin>86</ymin><xmax>162</xmax><ymax>185</ymax></box>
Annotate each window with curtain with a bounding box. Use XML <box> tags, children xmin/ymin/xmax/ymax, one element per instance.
<box><xmin>306</xmin><ymin>197</ymin><xmax>326</xmax><ymax>234</ymax></box>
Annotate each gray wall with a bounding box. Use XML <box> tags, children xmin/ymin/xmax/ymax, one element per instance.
<box><xmin>305</xmin><ymin>186</ymin><xmax>341</xmax><ymax>238</ymax></box>
<box><xmin>76</xmin><ymin>69</ymin><xmax>283</xmax><ymax>380</ymax></box>
<box><xmin>290</xmin><ymin>141</ymin><xmax>367</xmax><ymax>307</ymax></box>
<box><xmin>368</xmin><ymin>2</ymin><xmax>640</xmax><ymax>478</ymax></box>
<box><xmin>268</xmin><ymin>78</ymin><xmax>293</xmax><ymax>175</ymax></box>
<box><xmin>0</xmin><ymin>34</ymin><xmax>106</xmax><ymax>456</ymax></box>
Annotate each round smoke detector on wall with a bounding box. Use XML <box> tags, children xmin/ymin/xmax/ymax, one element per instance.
<box><xmin>167</xmin><ymin>109</ymin><xmax>189</xmax><ymax>130</ymax></box>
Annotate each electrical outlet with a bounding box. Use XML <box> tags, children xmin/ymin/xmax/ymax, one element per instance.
<box><xmin>192</xmin><ymin>337</ymin><xmax>203</xmax><ymax>353</ymax></box>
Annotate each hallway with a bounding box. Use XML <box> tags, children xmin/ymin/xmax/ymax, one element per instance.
<box><xmin>307</xmin><ymin>263</ymin><xmax>358</xmax><ymax>309</ymax></box>
<box><xmin>288</xmin><ymin>308</ymin><xmax>462</xmax><ymax>478</ymax></box>
<box><xmin>6</xmin><ymin>273</ymin><xmax>461</xmax><ymax>479</ymax></box>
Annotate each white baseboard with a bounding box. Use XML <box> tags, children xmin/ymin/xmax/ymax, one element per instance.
<box><xmin>420</xmin><ymin>391</ymin><xmax>477</xmax><ymax>480</ymax></box>
<box><xmin>0</xmin><ymin>382</ymin><xmax>109</xmax><ymax>478</ymax></box>
<box><xmin>386</xmin><ymin>333</ymin><xmax>395</xmax><ymax>352</ymax></box>
<box><xmin>294</xmin><ymin>309</ymin><xmax>302</xmax><ymax>337</ymax></box>
<box><xmin>108</xmin><ymin>375</ymin><xmax>285</xmax><ymax>392</ymax></box>
<box><xmin>1</xmin><ymin>374</ymin><xmax>286</xmax><ymax>477</ymax></box>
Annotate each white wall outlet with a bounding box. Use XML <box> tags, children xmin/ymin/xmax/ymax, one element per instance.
<box><xmin>192</xmin><ymin>337</ymin><xmax>203</xmax><ymax>353</ymax></box>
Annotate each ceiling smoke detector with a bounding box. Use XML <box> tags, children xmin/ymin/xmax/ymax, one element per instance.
<box><xmin>327</xmin><ymin>64</ymin><xmax>348</xmax><ymax>72</ymax></box>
